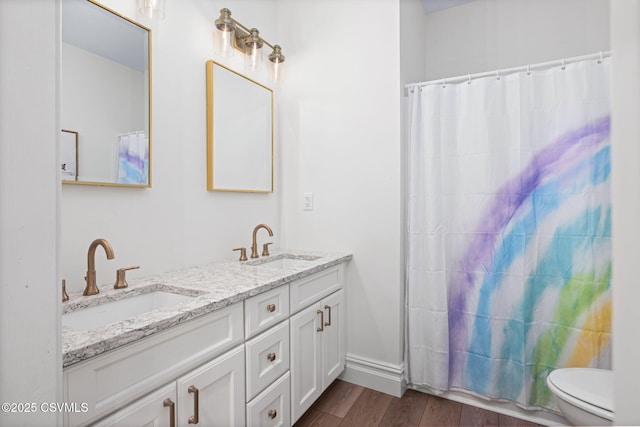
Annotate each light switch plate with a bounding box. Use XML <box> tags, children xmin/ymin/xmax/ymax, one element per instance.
<box><xmin>303</xmin><ymin>193</ymin><xmax>313</xmax><ymax>211</ymax></box>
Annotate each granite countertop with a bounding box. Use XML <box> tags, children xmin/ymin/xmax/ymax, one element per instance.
<box><xmin>62</xmin><ymin>249</ymin><xmax>352</xmax><ymax>368</ymax></box>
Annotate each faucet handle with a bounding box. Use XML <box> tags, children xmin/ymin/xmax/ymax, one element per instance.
<box><xmin>262</xmin><ymin>242</ymin><xmax>273</xmax><ymax>257</ymax></box>
<box><xmin>114</xmin><ymin>266</ymin><xmax>140</xmax><ymax>289</ymax></box>
<box><xmin>233</xmin><ymin>247</ymin><xmax>248</xmax><ymax>262</ymax></box>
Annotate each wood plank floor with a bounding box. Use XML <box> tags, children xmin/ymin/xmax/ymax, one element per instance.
<box><xmin>294</xmin><ymin>380</ymin><xmax>546</xmax><ymax>427</ymax></box>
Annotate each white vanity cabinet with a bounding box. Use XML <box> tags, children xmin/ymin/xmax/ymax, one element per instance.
<box><xmin>244</xmin><ymin>263</ymin><xmax>346</xmax><ymax>425</ymax></box>
<box><xmin>63</xmin><ymin>303</ymin><xmax>244</xmax><ymax>426</ymax></box>
<box><xmin>64</xmin><ymin>260</ymin><xmax>348</xmax><ymax>427</ymax></box>
<box><xmin>290</xmin><ymin>267</ymin><xmax>345</xmax><ymax>423</ymax></box>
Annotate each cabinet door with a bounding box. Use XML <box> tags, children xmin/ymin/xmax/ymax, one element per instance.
<box><xmin>92</xmin><ymin>383</ymin><xmax>176</xmax><ymax>427</ymax></box>
<box><xmin>290</xmin><ymin>303</ymin><xmax>322</xmax><ymax>423</ymax></box>
<box><xmin>176</xmin><ymin>345</ymin><xmax>245</xmax><ymax>427</ymax></box>
<box><xmin>321</xmin><ymin>289</ymin><xmax>345</xmax><ymax>389</ymax></box>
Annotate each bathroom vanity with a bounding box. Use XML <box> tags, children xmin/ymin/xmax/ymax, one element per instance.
<box><xmin>62</xmin><ymin>250</ymin><xmax>351</xmax><ymax>426</ymax></box>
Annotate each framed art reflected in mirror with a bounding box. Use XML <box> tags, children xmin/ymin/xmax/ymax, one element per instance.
<box><xmin>61</xmin><ymin>129</ymin><xmax>79</xmax><ymax>182</ymax></box>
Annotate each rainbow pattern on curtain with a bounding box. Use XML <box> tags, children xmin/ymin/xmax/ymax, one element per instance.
<box><xmin>448</xmin><ymin>116</ymin><xmax>612</xmax><ymax>408</ymax></box>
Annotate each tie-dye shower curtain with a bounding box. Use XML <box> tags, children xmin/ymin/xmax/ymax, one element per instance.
<box><xmin>405</xmin><ymin>57</ymin><xmax>611</xmax><ymax>412</ymax></box>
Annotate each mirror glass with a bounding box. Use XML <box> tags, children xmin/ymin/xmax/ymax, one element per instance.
<box><xmin>207</xmin><ymin>61</ymin><xmax>274</xmax><ymax>193</ymax></box>
<box><xmin>61</xmin><ymin>0</ymin><xmax>151</xmax><ymax>187</ymax></box>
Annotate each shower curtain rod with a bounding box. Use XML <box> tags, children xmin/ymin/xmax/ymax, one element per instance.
<box><xmin>404</xmin><ymin>50</ymin><xmax>611</xmax><ymax>89</ymax></box>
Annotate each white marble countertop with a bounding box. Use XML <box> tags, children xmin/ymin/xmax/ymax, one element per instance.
<box><xmin>62</xmin><ymin>249</ymin><xmax>352</xmax><ymax>368</ymax></box>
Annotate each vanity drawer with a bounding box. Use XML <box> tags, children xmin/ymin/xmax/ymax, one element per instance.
<box><xmin>290</xmin><ymin>265</ymin><xmax>343</xmax><ymax>314</ymax></box>
<box><xmin>246</xmin><ymin>372</ymin><xmax>291</xmax><ymax>427</ymax></box>
<box><xmin>63</xmin><ymin>303</ymin><xmax>243</xmax><ymax>427</ymax></box>
<box><xmin>91</xmin><ymin>382</ymin><xmax>176</xmax><ymax>427</ymax></box>
<box><xmin>245</xmin><ymin>285</ymin><xmax>289</xmax><ymax>338</ymax></box>
<box><xmin>245</xmin><ymin>320</ymin><xmax>290</xmax><ymax>401</ymax></box>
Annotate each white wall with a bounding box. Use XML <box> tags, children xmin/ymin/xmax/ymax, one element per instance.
<box><xmin>611</xmin><ymin>1</ymin><xmax>640</xmax><ymax>424</ymax></box>
<box><xmin>399</xmin><ymin>0</ymin><xmax>428</xmax><ymax>395</ymax></box>
<box><xmin>276</xmin><ymin>0</ymin><xmax>405</xmax><ymax>394</ymax></box>
<box><xmin>0</xmin><ymin>1</ymin><xmax>61</xmax><ymax>426</ymax></box>
<box><xmin>61</xmin><ymin>0</ymin><xmax>281</xmax><ymax>294</ymax></box>
<box><xmin>401</xmin><ymin>0</ymin><xmax>428</xmax><ymax>88</ymax></box>
<box><xmin>423</xmin><ymin>0</ymin><xmax>609</xmax><ymax>80</ymax></box>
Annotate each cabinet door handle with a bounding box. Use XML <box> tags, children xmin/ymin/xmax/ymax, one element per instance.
<box><xmin>188</xmin><ymin>385</ymin><xmax>199</xmax><ymax>424</ymax></box>
<box><xmin>324</xmin><ymin>304</ymin><xmax>332</xmax><ymax>327</ymax></box>
<box><xmin>267</xmin><ymin>352</ymin><xmax>276</xmax><ymax>362</ymax></box>
<box><xmin>163</xmin><ymin>398</ymin><xmax>175</xmax><ymax>427</ymax></box>
<box><xmin>267</xmin><ymin>303</ymin><xmax>276</xmax><ymax>312</ymax></box>
<box><xmin>317</xmin><ymin>309</ymin><xmax>324</xmax><ymax>332</ymax></box>
<box><xmin>268</xmin><ymin>409</ymin><xmax>277</xmax><ymax>419</ymax></box>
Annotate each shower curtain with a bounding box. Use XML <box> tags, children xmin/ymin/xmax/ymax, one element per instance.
<box><xmin>405</xmin><ymin>57</ymin><xmax>611</xmax><ymax>411</ymax></box>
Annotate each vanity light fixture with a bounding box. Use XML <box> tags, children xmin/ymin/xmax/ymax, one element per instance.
<box><xmin>138</xmin><ymin>0</ymin><xmax>166</xmax><ymax>20</ymax></box>
<box><xmin>214</xmin><ymin>8</ymin><xmax>285</xmax><ymax>79</ymax></box>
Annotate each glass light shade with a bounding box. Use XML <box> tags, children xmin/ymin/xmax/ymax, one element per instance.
<box><xmin>268</xmin><ymin>45</ymin><xmax>285</xmax><ymax>83</ymax></box>
<box><xmin>138</xmin><ymin>0</ymin><xmax>166</xmax><ymax>20</ymax></box>
<box><xmin>214</xmin><ymin>28</ymin><xmax>235</xmax><ymax>57</ymax></box>
<box><xmin>244</xmin><ymin>44</ymin><xmax>264</xmax><ymax>72</ymax></box>
<box><xmin>269</xmin><ymin>60</ymin><xmax>283</xmax><ymax>83</ymax></box>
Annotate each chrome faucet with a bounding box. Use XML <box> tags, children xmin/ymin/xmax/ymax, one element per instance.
<box><xmin>251</xmin><ymin>224</ymin><xmax>273</xmax><ymax>258</ymax></box>
<box><xmin>83</xmin><ymin>238</ymin><xmax>115</xmax><ymax>296</ymax></box>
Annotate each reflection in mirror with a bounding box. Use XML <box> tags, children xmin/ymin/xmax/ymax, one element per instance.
<box><xmin>61</xmin><ymin>0</ymin><xmax>151</xmax><ymax>187</ymax></box>
<box><xmin>207</xmin><ymin>61</ymin><xmax>274</xmax><ymax>193</ymax></box>
<box><xmin>61</xmin><ymin>130</ymin><xmax>79</xmax><ymax>181</ymax></box>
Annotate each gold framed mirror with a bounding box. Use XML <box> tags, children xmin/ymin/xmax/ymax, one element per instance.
<box><xmin>61</xmin><ymin>0</ymin><xmax>152</xmax><ymax>187</ymax></box>
<box><xmin>206</xmin><ymin>60</ymin><xmax>274</xmax><ymax>193</ymax></box>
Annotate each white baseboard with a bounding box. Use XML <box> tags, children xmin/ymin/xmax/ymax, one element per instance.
<box><xmin>339</xmin><ymin>353</ymin><xmax>406</xmax><ymax>397</ymax></box>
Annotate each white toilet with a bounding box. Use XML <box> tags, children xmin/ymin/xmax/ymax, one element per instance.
<box><xmin>546</xmin><ymin>368</ymin><xmax>613</xmax><ymax>426</ymax></box>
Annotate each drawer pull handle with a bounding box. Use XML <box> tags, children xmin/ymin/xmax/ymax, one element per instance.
<box><xmin>163</xmin><ymin>398</ymin><xmax>176</xmax><ymax>427</ymax></box>
<box><xmin>188</xmin><ymin>385</ymin><xmax>199</xmax><ymax>424</ymax></box>
<box><xmin>267</xmin><ymin>352</ymin><xmax>276</xmax><ymax>362</ymax></box>
<box><xmin>266</xmin><ymin>303</ymin><xmax>276</xmax><ymax>312</ymax></box>
<box><xmin>268</xmin><ymin>409</ymin><xmax>277</xmax><ymax>419</ymax></box>
<box><xmin>317</xmin><ymin>309</ymin><xmax>324</xmax><ymax>332</ymax></box>
<box><xmin>324</xmin><ymin>304</ymin><xmax>332</xmax><ymax>326</ymax></box>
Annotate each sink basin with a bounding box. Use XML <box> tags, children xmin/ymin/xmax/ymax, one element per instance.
<box><xmin>63</xmin><ymin>290</ymin><xmax>196</xmax><ymax>330</ymax></box>
<box><xmin>247</xmin><ymin>254</ymin><xmax>320</xmax><ymax>269</ymax></box>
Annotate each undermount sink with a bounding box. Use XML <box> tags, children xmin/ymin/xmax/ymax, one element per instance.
<box><xmin>247</xmin><ymin>254</ymin><xmax>320</xmax><ymax>269</ymax></box>
<box><xmin>63</xmin><ymin>289</ymin><xmax>196</xmax><ymax>331</ymax></box>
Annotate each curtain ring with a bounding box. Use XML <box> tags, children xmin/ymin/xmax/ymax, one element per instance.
<box><xmin>467</xmin><ymin>74</ymin><xmax>472</xmax><ymax>85</ymax></box>
<box><xmin>598</xmin><ymin>51</ymin><xmax>604</xmax><ymax>64</ymax></box>
<box><xmin>526</xmin><ymin>64</ymin><xmax>531</xmax><ymax>76</ymax></box>
<box><xmin>442</xmin><ymin>78</ymin><xmax>446</xmax><ymax>88</ymax></box>
<box><xmin>496</xmin><ymin>69</ymin><xmax>500</xmax><ymax>80</ymax></box>
<box><xmin>561</xmin><ymin>58</ymin><xmax>566</xmax><ymax>70</ymax></box>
